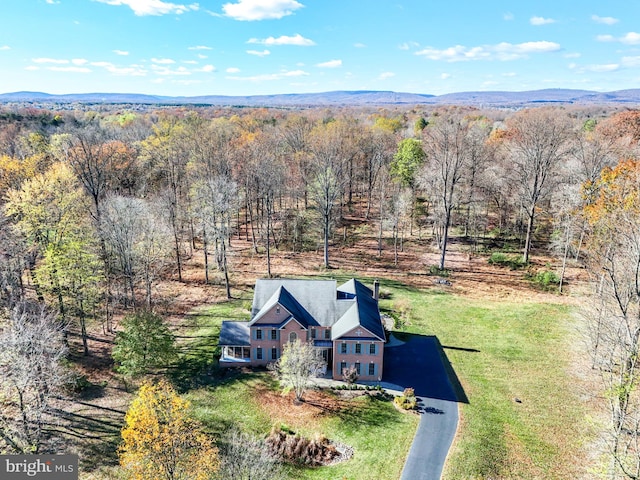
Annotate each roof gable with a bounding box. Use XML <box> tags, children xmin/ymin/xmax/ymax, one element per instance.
<box><xmin>250</xmin><ymin>284</ymin><xmax>318</xmax><ymax>328</ymax></box>
<box><xmin>251</xmin><ymin>279</ymin><xmax>336</xmax><ymax>327</ymax></box>
<box><xmin>333</xmin><ymin>279</ymin><xmax>386</xmax><ymax>341</ymax></box>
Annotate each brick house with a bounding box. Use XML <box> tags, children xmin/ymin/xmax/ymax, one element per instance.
<box><xmin>218</xmin><ymin>278</ymin><xmax>386</xmax><ymax>381</ymax></box>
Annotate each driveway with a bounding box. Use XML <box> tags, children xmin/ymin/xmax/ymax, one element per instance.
<box><xmin>383</xmin><ymin>334</ymin><xmax>462</xmax><ymax>480</ymax></box>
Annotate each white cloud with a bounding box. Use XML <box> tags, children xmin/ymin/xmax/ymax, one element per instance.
<box><xmin>72</xmin><ymin>58</ymin><xmax>88</xmax><ymax>65</ymax></box>
<box><xmin>248</xmin><ymin>34</ymin><xmax>314</xmax><ymax>46</ymax></box>
<box><xmin>113</xmin><ymin>50</ymin><xmax>129</xmax><ymax>55</ymax></box>
<box><xmin>0</xmin><ymin>45</ymin><xmax>9</xmax><ymax>51</ymax></box>
<box><xmin>503</xmin><ymin>12</ymin><xmax>514</xmax><ymax>21</ymax></box>
<box><xmin>621</xmin><ymin>32</ymin><xmax>640</xmax><ymax>45</ymax></box>
<box><xmin>151</xmin><ymin>64</ymin><xmax>191</xmax><ymax>75</ymax></box>
<box><xmin>569</xmin><ymin>62</ymin><xmax>620</xmax><ymax>73</ymax></box>
<box><xmin>398</xmin><ymin>41</ymin><xmax>419</xmax><ymax>51</ymax></box>
<box><xmin>316</xmin><ymin>59</ymin><xmax>341</xmax><ymax>68</ymax></box>
<box><xmin>45</xmin><ymin>0</ymin><xmax>60</xmax><ymax>4</ymax></box>
<box><xmin>246</xmin><ymin>49</ymin><xmax>270</xmax><ymax>56</ymax></box>
<box><xmin>354</xmin><ymin>43</ymin><xmax>366</xmax><ymax>48</ymax></box>
<box><xmin>588</xmin><ymin>63</ymin><xmax>620</xmax><ymax>72</ymax></box>
<box><xmin>200</xmin><ymin>64</ymin><xmax>215</xmax><ymax>72</ymax></box>
<box><xmin>564</xmin><ymin>52</ymin><xmax>581</xmax><ymax>58</ymax></box>
<box><xmin>95</xmin><ymin>0</ymin><xmax>198</xmax><ymax>16</ymax></box>
<box><xmin>530</xmin><ymin>16</ymin><xmax>555</xmax><ymax>26</ymax></box>
<box><xmin>189</xmin><ymin>45</ymin><xmax>212</xmax><ymax>50</ymax></box>
<box><xmin>197</xmin><ymin>54</ymin><xmax>208</xmax><ymax>59</ymax></box>
<box><xmin>622</xmin><ymin>56</ymin><xmax>640</xmax><ymax>67</ymax></box>
<box><xmin>91</xmin><ymin>61</ymin><xmax>147</xmax><ymax>76</ymax></box>
<box><xmin>49</xmin><ymin>66</ymin><xmax>92</xmax><ymax>73</ymax></box>
<box><xmin>227</xmin><ymin>69</ymin><xmax>309</xmax><ymax>81</ymax></box>
<box><xmin>597</xmin><ymin>32</ymin><xmax>640</xmax><ymax>44</ymax></box>
<box><xmin>223</xmin><ymin>0</ymin><xmax>303</xmax><ymax>21</ymax></box>
<box><xmin>151</xmin><ymin>57</ymin><xmax>175</xmax><ymax>64</ymax></box>
<box><xmin>32</xmin><ymin>58</ymin><xmax>69</xmax><ymax>64</ymax></box>
<box><xmin>378</xmin><ymin>72</ymin><xmax>395</xmax><ymax>80</ymax></box>
<box><xmin>25</xmin><ymin>66</ymin><xmax>39</xmax><ymax>71</ymax></box>
<box><xmin>441</xmin><ymin>73</ymin><xmax>451</xmax><ymax>79</ymax></box>
<box><xmin>592</xmin><ymin>15</ymin><xmax>619</xmax><ymax>25</ymax></box>
<box><xmin>596</xmin><ymin>34</ymin><xmax>615</xmax><ymax>42</ymax></box>
<box><xmin>226</xmin><ymin>67</ymin><xmax>240</xmax><ymax>73</ymax></box>
<box><xmin>502</xmin><ymin>72</ymin><xmax>516</xmax><ymax>77</ymax></box>
<box><xmin>415</xmin><ymin>41</ymin><xmax>560</xmax><ymax>62</ymax></box>
<box><xmin>183</xmin><ymin>60</ymin><xmax>198</xmax><ymax>64</ymax></box>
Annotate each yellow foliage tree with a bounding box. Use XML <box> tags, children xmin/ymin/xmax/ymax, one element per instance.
<box><xmin>119</xmin><ymin>380</ymin><xmax>219</xmax><ymax>480</ymax></box>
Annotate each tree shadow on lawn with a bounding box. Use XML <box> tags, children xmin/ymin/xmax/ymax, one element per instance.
<box><xmin>384</xmin><ymin>333</ymin><xmax>469</xmax><ymax>404</ymax></box>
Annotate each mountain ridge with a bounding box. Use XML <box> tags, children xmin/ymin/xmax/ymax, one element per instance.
<box><xmin>1</xmin><ymin>88</ymin><xmax>640</xmax><ymax>107</ymax></box>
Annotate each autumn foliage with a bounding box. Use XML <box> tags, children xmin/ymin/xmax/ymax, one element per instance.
<box><xmin>119</xmin><ymin>380</ymin><xmax>219</xmax><ymax>480</ymax></box>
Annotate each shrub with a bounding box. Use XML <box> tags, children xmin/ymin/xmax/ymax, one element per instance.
<box><xmin>428</xmin><ymin>265</ymin><xmax>450</xmax><ymax>277</ymax></box>
<box><xmin>528</xmin><ymin>269</ymin><xmax>561</xmax><ymax>291</ymax></box>
<box><xmin>488</xmin><ymin>252</ymin><xmax>527</xmax><ymax>270</ymax></box>
<box><xmin>342</xmin><ymin>366</ymin><xmax>359</xmax><ymax>384</ymax></box>
<box><xmin>394</xmin><ymin>386</ymin><xmax>417</xmax><ymax>410</ymax></box>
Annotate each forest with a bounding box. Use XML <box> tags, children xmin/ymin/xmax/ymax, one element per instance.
<box><xmin>1</xmin><ymin>101</ymin><xmax>640</xmax><ymax>479</ymax></box>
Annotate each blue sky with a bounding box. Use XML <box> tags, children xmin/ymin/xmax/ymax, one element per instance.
<box><xmin>0</xmin><ymin>0</ymin><xmax>639</xmax><ymax>96</ymax></box>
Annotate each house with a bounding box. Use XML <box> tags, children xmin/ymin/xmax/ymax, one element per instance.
<box><xmin>218</xmin><ymin>278</ymin><xmax>386</xmax><ymax>381</ymax></box>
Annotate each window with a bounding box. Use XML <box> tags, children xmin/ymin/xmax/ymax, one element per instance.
<box><xmin>369</xmin><ymin>363</ymin><xmax>375</xmax><ymax>376</ymax></box>
<box><xmin>369</xmin><ymin>343</ymin><xmax>376</xmax><ymax>355</ymax></box>
<box><xmin>340</xmin><ymin>343</ymin><xmax>347</xmax><ymax>354</ymax></box>
<box><xmin>324</xmin><ymin>329</ymin><xmax>331</xmax><ymax>339</ymax></box>
<box><xmin>289</xmin><ymin>331</ymin><xmax>297</xmax><ymax>343</ymax></box>
<box><xmin>256</xmin><ymin>329</ymin><xmax>262</xmax><ymax>340</ymax></box>
<box><xmin>276</xmin><ymin>306</ymin><xmax>280</xmax><ymax>314</ymax></box>
<box><xmin>355</xmin><ymin>362</ymin><xmax>361</xmax><ymax>375</ymax></box>
<box><xmin>355</xmin><ymin>343</ymin><xmax>362</xmax><ymax>354</ymax></box>
<box><xmin>271</xmin><ymin>329</ymin><xmax>277</xmax><ymax>340</ymax></box>
<box><xmin>271</xmin><ymin>347</ymin><xmax>278</xmax><ymax>360</ymax></box>
<box><xmin>340</xmin><ymin>361</ymin><xmax>347</xmax><ymax>374</ymax></box>
<box><xmin>256</xmin><ymin>347</ymin><xmax>263</xmax><ymax>360</ymax></box>
<box><xmin>311</xmin><ymin>328</ymin><xmax>316</xmax><ymax>339</ymax></box>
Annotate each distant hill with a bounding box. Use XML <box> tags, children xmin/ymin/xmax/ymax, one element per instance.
<box><xmin>2</xmin><ymin>88</ymin><xmax>640</xmax><ymax>107</ymax></box>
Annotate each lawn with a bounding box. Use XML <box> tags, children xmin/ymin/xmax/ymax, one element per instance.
<box><xmin>181</xmin><ymin>301</ymin><xmax>419</xmax><ymax>480</ymax></box>
<box><xmin>175</xmin><ymin>277</ymin><xmax>591</xmax><ymax>479</ymax></box>
<box><xmin>377</xmin><ymin>284</ymin><xmax>591</xmax><ymax>479</ymax></box>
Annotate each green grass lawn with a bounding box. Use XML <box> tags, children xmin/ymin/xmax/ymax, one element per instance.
<box><xmin>173</xmin><ymin>275</ymin><xmax>590</xmax><ymax>480</ymax></box>
<box><xmin>378</xmin><ymin>285</ymin><xmax>590</xmax><ymax>479</ymax></box>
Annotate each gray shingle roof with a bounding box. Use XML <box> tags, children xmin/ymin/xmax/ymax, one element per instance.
<box><xmin>251</xmin><ymin>279</ymin><xmax>337</xmax><ymax>327</ymax></box>
<box><xmin>243</xmin><ymin>277</ymin><xmax>385</xmax><ymax>341</ymax></box>
<box><xmin>332</xmin><ymin>279</ymin><xmax>386</xmax><ymax>341</ymax></box>
<box><xmin>219</xmin><ymin>321</ymin><xmax>250</xmax><ymax>346</ymax></box>
<box><xmin>250</xmin><ymin>285</ymin><xmax>319</xmax><ymax>328</ymax></box>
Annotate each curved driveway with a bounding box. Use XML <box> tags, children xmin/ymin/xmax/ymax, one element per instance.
<box><xmin>383</xmin><ymin>335</ymin><xmax>461</xmax><ymax>480</ymax></box>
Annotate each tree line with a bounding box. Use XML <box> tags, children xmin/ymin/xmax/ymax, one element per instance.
<box><xmin>3</xmin><ymin>103</ymin><xmax>640</xmax><ymax>475</ymax></box>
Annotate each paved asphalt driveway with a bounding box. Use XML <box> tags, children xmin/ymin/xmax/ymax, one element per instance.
<box><xmin>383</xmin><ymin>335</ymin><xmax>462</xmax><ymax>480</ymax></box>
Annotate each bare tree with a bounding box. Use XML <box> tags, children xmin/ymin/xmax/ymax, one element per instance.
<box><xmin>502</xmin><ymin>108</ymin><xmax>573</xmax><ymax>264</ymax></box>
<box><xmin>219</xmin><ymin>431</ymin><xmax>284</xmax><ymax>480</ymax></box>
<box><xmin>0</xmin><ymin>301</ymin><xmax>68</xmax><ymax>454</ymax></box>
<box><xmin>308</xmin><ymin>123</ymin><xmax>347</xmax><ymax>269</ymax></box>
<box><xmin>583</xmin><ymin>159</ymin><xmax>640</xmax><ymax>479</ymax></box>
<box><xmin>100</xmin><ymin>195</ymin><xmax>172</xmax><ymax>308</ymax></box>
<box><xmin>419</xmin><ymin>112</ymin><xmax>489</xmax><ymax>270</ymax></box>
<box><xmin>270</xmin><ymin>339</ymin><xmax>324</xmax><ymax>403</ymax></box>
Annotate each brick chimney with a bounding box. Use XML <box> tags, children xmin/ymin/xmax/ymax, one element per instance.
<box><xmin>373</xmin><ymin>279</ymin><xmax>380</xmax><ymax>301</ymax></box>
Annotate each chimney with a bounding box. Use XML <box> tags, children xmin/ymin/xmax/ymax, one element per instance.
<box><xmin>373</xmin><ymin>279</ymin><xmax>379</xmax><ymax>301</ymax></box>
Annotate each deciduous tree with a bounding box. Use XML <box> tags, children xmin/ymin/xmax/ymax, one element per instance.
<box><xmin>0</xmin><ymin>301</ymin><xmax>68</xmax><ymax>454</ymax></box>
<box><xmin>119</xmin><ymin>380</ymin><xmax>219</xmax><ymax>480</ymax></box>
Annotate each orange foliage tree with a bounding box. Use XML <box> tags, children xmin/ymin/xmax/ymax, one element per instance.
<box><xmin>119</xmin><ymin>380</ymin><xmax>219</xmax><ymax>480</ymax></box>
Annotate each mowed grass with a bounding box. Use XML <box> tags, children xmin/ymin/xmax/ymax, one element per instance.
<box><xmin>378</xmin><ymin>286</ymin><xmax>589</xmax><ymax>479</ymax></box>
<box><xmin>181</xmin><ymin>302</ymin><xmax>418</xmax><ymax>480</ymax></box>
<box><xmin>176</xmin><ymin>276</ymin><xmax>590</xmax><ymax>480</ymax></box>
